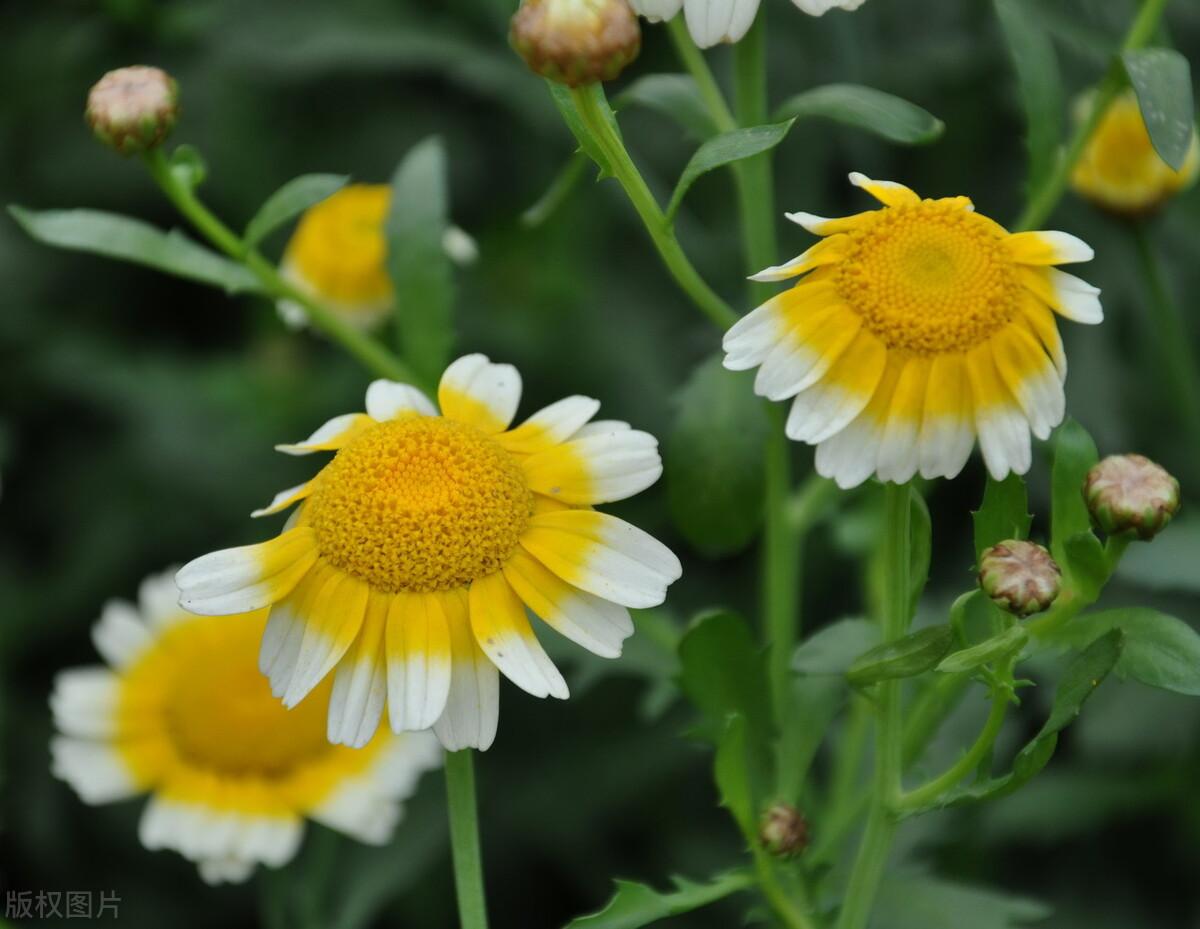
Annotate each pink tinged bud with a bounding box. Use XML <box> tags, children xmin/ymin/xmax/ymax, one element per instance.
<box><xmin>510</xmin><ymin>0</ymin><xmax>641</xmax><ymax>87</ymax></box>
<box><xmin>978</xmin><ymin>540</ymin><xmax>1062</xmax><ymax>618</ymax></box>
<box><xmin>86</xmin><ymin>66</ymin><xmax>179</xmax><ymax>155</ymax></box>
<box><xmin>1084</xmin><ymin>454</ymin><xmax>1181</xmax><ymax>541</ymax></box>
<box><xmin>759</xmin><ymin>804</ymin><xmax>809</xmax><ymax>858</ymax></box>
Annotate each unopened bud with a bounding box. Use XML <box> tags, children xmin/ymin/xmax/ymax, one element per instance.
<box><xmin>510</xmin><ymin>0</ymin><xmax>640</xmax><ymax>87</ymax></box>
<box><xmin>1085</xmin><ymin>454</ymin><xmax>1180</xmax><ymax>540</ymax></box>
<box><xmin>979</xmin><ymin>540</ymin><xmax>1061</xmax><ymax>617</ymax></box>
<box><xmin>759</xmin><ymin>804</ymin><xmax>808</xmax><ymax>858</ymax></box>
<box><xmin>86</xmin><ymin>66</ymin><xmax>179</xmax><ymax>155</ymax></box>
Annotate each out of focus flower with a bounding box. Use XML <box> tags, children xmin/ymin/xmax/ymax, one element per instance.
<box><xmin>1071</xmin><ymin>90</ymin><xmax>1199</xmax><ymax>216</ymax></box>
<box><xmin>85</xmin><ymin>66</ymin><xmax>179</xmax><ymax>155</ymax></box>
<box><xmin>628</xmin><ymin>0</ymin><xmax>867</xmax><ymax>48</ymax></box>
<box><xmin>978</xmin><ymin>540</ymin><xmax>1061</xmax><ymax>617</ymax></box>
<box><xmin>760</xmin><ymin>803</ymin><xmax>809</xmax><ymax>857</ymax></box>
<box><xmin>723</xmin><ymin>173</ymin><xmax>1102</xmax><ymax>488</ymax></box>
<box><xmin>510</xmin><ymin>0</ymin><xmax>641</xmax><ymax>86</ymax></box>
<box><xmin>176</xmin><ymin>355</ymin><xmax>681</xmax><ymax>752</ymax></box>
<box><xmin>50</xmin><ymin>570</ymin><xmax>440</xmax><ymax>884</ymax></box>
<box><xmin>1085</xmin><ymin>453</ymin><xmax>1180</xmax><ymax>540</ymax></box>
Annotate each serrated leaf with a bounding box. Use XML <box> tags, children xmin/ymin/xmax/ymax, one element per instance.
<box><xmin>665</xmin><ymin>357</ymin><xmax>768</xmax><ymax>557</ymax></box>
<box><xmin>665</xmin><ymin>121</ymin><xmax>795</xmax><ymax>222</ymax></box>
<box><xmin>565</xmin><ymin>871</ymin><xmax>753</xmax><ymax>929</ymax></box>
<box><xmin>1122</xmin><ymin>48</ymin><xmax>1195</xmax><ymax>171</ymax></box>
<box><xmin>772</xmin><ymin>84</ymin><xmax>943</xmax><ymax>144</ymax></box>
<box><xmin>547</xmin><ymin>81</ymin><xmax>618</xmax><ymax>179</ymax></box>
<box><xmin>793</xmin><ymin>618</ymin><xmax>879</xmax><ymax>675</ymax></box>
<box><xmin>714</xmin><ymin>713</ymin><xmax>762</xmax><ymax>838</ymax></box>
<box><xmin>243</xmin><ymin>173</ymin><xmax>350</xmax><ymax>248</ymax></box>
<box><xmin>678</xmin><ymin>611</ymin><xmax>774</xmax><ymax>746</ymax></box>
<box><xmin>1058</xmin><ymin>608</ymin><xmax>1200</xmax><ymax>696</ymax></box>
<box><xmin>386</xmin><ymin>137</ymin><xmax>454</xmax><ymax>385</ymax></box>
<box><xmin>615</xmin><ymin>74</ymin><xmax>719</xmax><ymax>140</ymax></box>
<box><xmin>1049</xmin><ymin>419</ymin><xmax>1098</xmax><ymax>568</ymax></box>
<box><xmin>937</xmin><ymin>624</ymin><xmax>1029</xmax><ymax>674</ymax></box>
<box><xmin>846</xmin><ymin>625</ymin><xmax>954</xmax><ymax>686</ymax></box>
<box><xmin>8</xmin><ymin>206</ymin><xmax>262</xmax><ymax>294</ymax></box>
<box><xmin>972</xmin><ymin>474</ymin><xmax>1032</xmax><ymax>562</ymax></box>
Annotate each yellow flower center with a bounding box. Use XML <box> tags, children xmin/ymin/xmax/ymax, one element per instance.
<box><xmin>288</xmin><ymin>184</ymin><xmax>393</xmax><ymax>308</ymax></box>
<box><xmin>836</xmin><ymin>199</ymin><xmax>1019</xmax><ymax>355</ymax></box>
<box><xmin>306</xmin><ymin>416</ymin><xmax>534</xmax><ymax>593</ymax></box>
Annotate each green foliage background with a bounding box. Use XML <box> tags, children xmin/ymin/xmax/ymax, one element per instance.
<box><xmin>2</xmin><ymin>0</ymin><xmax>1199</xmax><ymax>926</ymax></box>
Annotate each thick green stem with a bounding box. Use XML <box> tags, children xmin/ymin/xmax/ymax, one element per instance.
<box><xmin>568</xmin><ymin>86</ymin><xmax>737</xmax><ymax>330</ymax></box>
<box><xmin>1013</xmin><ymin>0</ymin><xmax>1171</xmax><ymax>232</ymax></box>
<box><xmin>445</xmin><ymin>750</ymin><xmax>489</xmax><ymax>929</ymax></box>
<box><xmin>733</xmin><ymin>12</ymin><xmax>778</xmax><ymax>287</ymax></box>
<box><xmin>142</xmin><ymin>149</ymin><xmax>418</xmax><ymax>386</ymax></box>
<box><xmin>764</xmin><ymin>419</ymin><xmax>800</xmax><ymax>716</ymax></box>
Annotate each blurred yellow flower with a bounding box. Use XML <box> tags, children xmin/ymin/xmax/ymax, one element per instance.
<box><xmin>176</xmin><ymin>354</ymin><xmax>680</xmax><ymax>752</ymax></box>
<box><xmin>724</xmin><ymin>173</ymin><xmax>1102</xmax><ymax>488</ymax></box>
<box><xmin>1071</xmin><ymin>90</ymin><xmax>1199</xmax><ymax>215</ymax></box>
<box><xmin>50</xmin><ymin>570</ymin><xmax>441</xmax><ymax>884</ymax></box>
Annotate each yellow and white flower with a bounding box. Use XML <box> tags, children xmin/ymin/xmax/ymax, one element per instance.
<box><xmin>278</xmin><ymin>184</ymin><xmax>477</xmax><ymax>331</ymax></box>
<box><xmin>723</xmin><ymin>173</ymin><xmax>1102</xmax><ymax>488</ymax></box>
<box><xmin>50</xmin><ymin>570</ymin><xmax>441</xmax><ymax>884</ymax></box>
<box><xmin>629</xmin><ymin>0</ymin><xmax>866</xmax><ymax>47</ymax></box>
<box><xmin>1071</xmin><ymin>89</ymin><xmax>1199</xmax><ymax>216</ymax></box>
<box><xmin>176</xmin><ymin>355</ymin><xmax>681</xmax><ymax>752</ymax></box>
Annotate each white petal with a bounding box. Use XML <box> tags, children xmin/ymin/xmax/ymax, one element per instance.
<box><xmin>814</xmin><ymin>414</ymin><xmax>883</xmax><ymax>489</ymax></box>
<box><xmin>1047</xmin><ymin>269</ymin><xmax>1103</xmax><ymax>324</ymax></box>
<box><xmin>386</xmin><ymin>594</ymin><xmax>454</xmax><ymax>734</ymax></box>
<box><xmin>327</xmin><ymin>598</ymin><xmax>388</xmax><ymax>748</ymax></box>
<box><xmin>792</xmin><ymin>0</ymin><xmax>867</xmax><ymax>13</ymax></box>
<box><xmin>251</xmin><ymin>481</ymin><xmax>312</xmax><ymax>519</ymax></box>
<box><xmin>50</xmin><ymin>668</ymin><xmax>121</xmax><ymax>738</ymax></box>
<box><xmin>176</xmin><ymin>528</ymin><xmax>318</xmax><ymax>616</ymax></box>
<box><xmin>976</xmin><ymin>406</ymin><xmax>1032</xmax><ymax>479</ymax></box>
<box><xmin>50</xmin><ymin>737</ymin><xmax>138</xmax><ymax>803</ymax></box>
<box><xmin>523</xmin><ymin>429</ymin><xmax>663</xmax><ymax>505</ymax></box>
<box><xmin>469</xmin><ymin>573</ymin><xmax>569</xmax><ymax>701</ymax></box>
<box><xmin>92</xmin><ymin>599</ymin><xmax>151</xmax><ymax>668</ymax></box>
<box><xmin>629</xmin><ymin>0</ymin><xmax>684</xmax><ymax>19</ymax></box>
<box><xmin>433</xmin><ymin>614</ymin><xmax>500</xmax><ymax>752</ymax></box>
<box><xmin>438</xmin><ymin>354</ymin><xmax>522</xmax><ymax>433</ymax></box>
<box><xmin>137</xmin><ymin>569</ymin><xmax>184</xmax><ymax>627</ymax></box>
<box><xmin>275</xmin><ymin>413</ymin><xmax>373</xmax><ymax>456</ymax></box>
<box><xmin>198</xmin><ymin>858</ymin><xmax>257</xmax><ymax>885</ymax></box>
<box><xmin>722</xmin><ymin>300</ymin><xmax>788</xmax><ymax>372</ymax></box>
<box><xmin>684</xmin><ymin>0</ymin><xmax>760</xmax><ymax>46</ymax></box>
<box><xmin>499</xmin><ymin>396</ymin><xmax>602</xmax><ymax>455</ymax></box>
<box><xmin>365</xmin><ymin>380</ymin><xmax>437</xmax><ymax>422</ymax></box>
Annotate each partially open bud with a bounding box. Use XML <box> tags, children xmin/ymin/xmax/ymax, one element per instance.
<box><xmin>759</xmin><ymin>804</ymin><xmax>808</xmax><ymax>858</ymax></box>
<box><xmin>510</xmin><ymin>0</ymin><xmax>640</xmax><ymax>87</ymax></box>
<box><xmin>1084</xmin><ymin>454</ymin><xmax>1181</xmax><ymax>540</ymax></box>
<box><xmin>978</xmin><ymin>540</ymin><xmax>1062</xmax><ymax>618</ymax></box>
<box><xmin>86</xmin><ymin>66</ymin><xmax>179</xmax><ymax>155</ymax></box>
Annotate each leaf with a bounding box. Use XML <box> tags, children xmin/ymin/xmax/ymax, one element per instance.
<box><xmin>1058</xmin><ymin>608</ymin><xmax>1200</xmax><ymax>696</ymax></box>
<box><xmin>972</xmin><ymin>474</ymin><xmax>1032</xmax><ymax>561</ymax></box>
<box><xmin>665</xmin><ymin>357</ymin><xmax>769</xmax><ymax>557</ymax></box>
<box><xmin>714</xmin><ymin>713</ymin><xmax>762</xmax><ymax>838</ymax></box>
<box><xmin>385</xmin><ymin>137</ymin><xmax>454</xmax><ymax>385</ymax></box>
<box><xmin>937</xmin><ymin>625</ymin><xmax>1029</xmax><ymax>674</ymax></box>
<box><xmin>615</xmin><ymin>74</ymin><xmax>719</xmax><ymax>140</ymax></box>
<box><xmin>875</xmin><ymin>869</ymin><xmax>1050</xmax><ymax>929</ymax></box>
<box><xmin>793</xmin><ymin>618</ymin><xmax>880</xmax><ymax>675</ymax></box>
<box><xmin>521</xmin><ymin>152</ymin><xmax>589</xmax><ymax>228</ymax></box>
<box><xmin>1062</xmin><ymin>531</ymin><xmax>1108</xmax><ymax>601</ymax></box>
<box><xmin>565</xmin><ymin>871</ymin><xmax>753</xmax><ymax>929</ymax></box>
<box><xmin>8</xmin><ymin>206</ymin><xmax>262</xmax><ymax>294</ymax></box>
<box><xmin>1122</xmin><ymin>48</ymin><xmax>1196</xmax><ymax>171</ymax></box>
<box><xmin>1117</xmin><ymin>513</ymin><xmax>1200</xmax><ymax>593</ymax></box>
<box><xmin>772</xmin><ymin>84</ymin><xmax>943</xmax><ymax>145</ymax></box>
<box><xmin>548</xmin><ymin>81</ymin><xmax>617</xmax><ymax>179</ymax></box>
<box><xmin>665</xmin><ymin>121</ymin><xmax>795</xmax><ymax>222</ymax></box>
<box><xmin>774</xmin><ymin>675</ymin><xmax>843</xmax><ymax>800</ymax></box>
<box><xmin>846</xmin><ymin>625</ymin><xmax>954</xmax><ymax>686</ymax></box>
<box><xmin>1049</xmin><ymin>419</ymin><xmax>1098</xmax><ymax>569</ymax></box>
<box><xmin>243</xmin><ymin>173</ymin><xmax>350</xmax><ymax>248</ymax></box>
<box><xmin>678</xmin><ymin>612</ymin><xmax>774</xmax><ymax>746</ymax></box>
<box><xmin>994</xmin><ymin>0</ymin><xmax>1064</xmax><ymax>194</ymax></box>
<box><xmin>909</xmin><ymin>487</ymin><xmax>932</xmax><ymax>615</ymax></box>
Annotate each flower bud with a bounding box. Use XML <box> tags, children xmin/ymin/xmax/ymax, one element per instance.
<box><xmin>978</xmin><ymin>540</ymin><xmax>1061</xmax><ymax>618</ymax></box>
<box><xmin>510</xmin><ymin>0</ymin><xmax>640</xmax><ymax>87</ymax></box>
<box><xmin>759</xmin><ymin>804</ymin><xmax>808</xmax><ymax>858</ymax></box>
<box><xmin>86</xmin><ymin>66</ymin><xmax>179</xmax><ymax>155</ymax></box>
<box><xmin>1084</xmin><ymin>454</ymin><xmax>1181</xmax><ymax>540</ymax></box>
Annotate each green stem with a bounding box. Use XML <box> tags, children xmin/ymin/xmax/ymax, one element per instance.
<box><xmin>445</xmin><ymin>750</ymin><xmax>489</xmax><ymax>929</ymax></box>
<box><xmin>567</xmin><ymin>86</ymin><xmax>737</xmax><ymax>330</ymax></box>
<box><xmin>666</xmin><ymin>18</ymin><xmax>738</xmax><ymax>133</ymax></box>
<box><xmin>1013</xmin><ymin>0</ymin><xmax>1171</xmax><ymax>232</ymax></box>
<box><xmin>765</xmin><ymin>419</ymin><xmax>800</xmax><ymax>717</ymax></box>
<box><xmin>141</xmin><ymin>149</ymin><xmax>418</xmax><ymax>386</ymax></box>
<box><xmin>835</xmin><ymin>484</ymin><xmax>910</xmax><ymax>929</ymax></box>
<box><xmin>733</xmin><ymin>11</ymin><xmax>778</xmax><ymax>285</ymax></box>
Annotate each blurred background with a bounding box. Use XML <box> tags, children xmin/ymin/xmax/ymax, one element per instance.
<box><xmin>2</xmin><ymin>0</ymin><xmax>1199</xmax><ymax>926</ymax></box>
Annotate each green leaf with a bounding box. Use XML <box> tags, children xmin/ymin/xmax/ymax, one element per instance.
<box><xmin>665</xmin><ymin>121</ymin><xmax>795</xmax><ymax>222</ymax></box>
<box><xmin>548</xmin><ymin>81</ymin><xmax>619</xmax><ymax>179</ymax></box>
<box><xmin>772</xmin><ymin>84</ymin><xmax>944</xmax><ymax>145</ymax></box>
<box><xmin>774</xmin><ymin>675</ymin><xmax>843</xmax><ymax>800</ymax></box>
<box><xmin>615</xmin><ymin>74</ymin><xmax>719</xmax><ymax>140</ymax></box>
<box><xmin>994</xmin><ymin>0</ymin><xmax>1064</xmax><ymax>193</ymax></box>
<box><xmin>1049</xmin><ymin>419</ymin><xmax>1098</xmax><ymax>568</ymax></box>
<box><xmin>521</xmin><ymin>152</ymin><xmax>589</xmax><ymax>228</ymax></box>
<box><xmin>1062</xmin><ymin>531</ymin><xmax>1108</xmax><ymax>601</ymax></box>
<box><xmin>909</xmin><ymin>487</ymin><xmax>932</xmax><ymax>615</ymax></box>
<box><xmin>678</xmin><ymin>611</ymin><xmax>774</xmax><ymax>745</ymax></box>
<box><xmin>937</xmin><ymin>624</ymin><xmax>1029</xmax><ymax>674</ymax></box>
<box><xmin>386</xmin><ymin>137</ymin><xmax>454</xmax><ymax>385</ymax></box>
<box><xmin>1122</xmin><ymin>48</ymin><xmax>1196</xmax><ymax>171</ymax></box>
<box><xmin>793</xmin><ymin>618</ymin><xmax>879</xmax><ymax>675</ymax></box>
<box><xmin>846</xmin><ymin>625</ymin><xmax>954</xmax><ymax>686</ymax></box>
<box><xmin>714</xmin><ymin>713</ymin><xmax>762</xmax><ymax>838</ymax></box>
<box><xmin>565</xmin><ymin>871</ymin><xmax>753</xmax><ymax>929</ymax></box>
<box><xmin>875</xmin><ymin>869</ymin><xmax>1050</xmax><ymax>929</ymax></box>
<box><xmin>665</xmin><ymin>357</ymin><xmax>769</xmax><ymax>557</ymax></box>
<box><xmin>243</xmin><ymin>173</ymin><xmax>350</xmax><ymax>249</ymax></box>
<box><xmin>1058</xmin><ymin>608</ymin><xmax>1200</xmax><ymax>696</ymax></box>
<box><xmin>8</xmin><ymin>206</ymin><xmax>262</xmax><ymax>294</ymax></box>
<box><xmin>973</xmin><ymin>474</ymin><xmax>1032</xmax><ymax>562</ymax></box>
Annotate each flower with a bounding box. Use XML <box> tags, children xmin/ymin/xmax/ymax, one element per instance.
<box><xmin>1084</xmin><ymin>453</ymin><xmax>1180</xmax><ymax>540</ymax></box>
<box><xmin>628</xmin><ymin>0</ymin><xmax>866</xmax><ymax>48</ymax></box>
<box><xmin>723</xmin><ymin>173</ymin><xmax>1103</xmax><ymax>488</ymax></box>
<box><xmin>978</xmin><ymin>540</ymin><xmax>1061</xmax><ymax>617</ymax></box>
<box><xmin>510</xmin><ymin>0</ymin><xmax>641</xmax><ymax>86</ymax></box>
<box><xmin>85</xmin><ymin>66</ymin><xmax>179</xmax><ymax>155</ymax></box>
<box><xmin>50</xmin><ymin>570</ymin><xmax>440</xmax><ymax>884</ymax></box>
<box><xmin>278</xmin><ymin>185</ymin><xmax>477</xmax><ymax>331</ymax></box>
<box><xmin>1071</xmin><ymin>90</ymin><xmax>1199</xmax><ymax>216</ymax></box>
<box><xmin>176</xmin><ymin>355</ymin><xmax>681</xmax><ymax>752</ymax></box>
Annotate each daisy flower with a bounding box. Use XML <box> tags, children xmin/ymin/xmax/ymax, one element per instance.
<box><xmin>723</xmin><ymin>173</ymin><xmax>1103</xmax><ymax>488</ymax></box>
<box><xmin>176</xmin><ymin>355</ymin><xmax>681</xmax><ymax>752</ymax></box>
<box><xmin>1071</xmin><ymin>89</ymin><xmax>1199</xmax><ymax>216</ymax></box>
<box><xmin>628</xmin><ymin>0</ymin><xmax>867</xmax><ymax>48</ymax></box>
<box><xmin>50</xmin><ymin>570</ymin><xmax>441</xmax><ymax>884</ymax></box>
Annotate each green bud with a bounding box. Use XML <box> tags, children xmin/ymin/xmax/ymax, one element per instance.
<box><xmin>1084</xmin><ymin>454</ymin><xmax>1180</xmax><ymax>541</ymax></box>
<box><xmin>510</xmin><ymin>0</ymin><xmax>641</xmax><ymax>87</ymax></box>
<box><xmin>85</xmin><ymin>66</ymin><xmax>179</xmax><ymax>155</ymax></box>
<box><xmin>759</xmin><ymin>804</ymin><xmax>808</xmax><ymax>858</ymax></box>
<box><xmin>978</xmin><ymin>540</ymin><xmax>1061</xmax><ymax>617</ymax></box>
